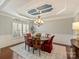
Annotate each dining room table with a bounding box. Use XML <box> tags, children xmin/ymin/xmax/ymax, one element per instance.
<box><xmin>32</xmin><ymin>35</ymin><xmax>49</xmax><ymax>42</ymax></box>
<box><xmin>32</xmin><ymin>36</ymin><xmax>49</xmax><ymax>47</ymax></box>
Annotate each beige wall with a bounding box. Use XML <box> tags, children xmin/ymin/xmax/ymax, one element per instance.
<box><xmin>0</xmin><ymin>15</ymin><xmax>12</xmax><ymax>35</ymax></box>
<box><xmin>0</xmin><ymin>35</ymin><xmax>24</xmax><ymax>48</ymax></box>
<box><xmin>38</xmin><ymin>17</ymin><xmax>74</xmax><ymax>34</ymax></box>
<box><xmin>0</xmin><ymin>15</ymin><xmax>24</xmax><ymax>48</ymax></box>
<box><xmin>0</xmin><ymin>15</ymin><xmax>34</xmax><ymax>48</ymax></box>
<box><xmin>0</xmin><ymin>15</ymin><xmax>74</xmax><ymax>47</ymax></box>
<box><xmin>36</xmin><ymin>17</ymin><xmax>74</xmax><ymax>45</ymax></box>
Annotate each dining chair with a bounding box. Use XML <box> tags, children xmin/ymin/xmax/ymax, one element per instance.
<box><xmin>45</xmin><ymin>33</ymin><xmax>50</xmax><ymax>38</ymax></box>
<box><xmin>34</xmin><ymin>33</ymin><xmax>41</xmax><ymax>38</ymax></box>
<box><xmin>32</xmin><ymin>35</ymin><xmax>41</xmax><ymax>56</ymax></box>
<box><xmin>24</xmin><ymin>33</ymin><xmax>33</xmax><ymax>51</ymax></box>
<box><xmin>41</xmin><ymin>35</ymin><xmax>55</xmax><ymax>53</ymax></box>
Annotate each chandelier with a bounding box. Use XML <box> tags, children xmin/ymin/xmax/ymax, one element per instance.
<box><xmin>34</xmin><ymin>16</ymin><xmax>44</xmax><ymax>27</ymax></box>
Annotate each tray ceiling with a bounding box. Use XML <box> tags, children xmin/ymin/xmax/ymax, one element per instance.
<box><xmin>0</xmin><ymin>0</ymin><xmax>79</xmax><ymax>21</ymax></box>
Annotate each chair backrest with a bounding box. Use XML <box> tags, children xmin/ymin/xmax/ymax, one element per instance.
<box><xmin>47</xmin><ymin>35</ymin><xmax>55</xmax><ymax>43</ymax></box>
<box><xmin>26</xmin><ymin>33</ymin><xmax>32</xmax><ymax>37</ymax></box>
<box><xmin>24</xmin><ymin>33</ymin><xmax>32</xmax><ymax>44</ymax></box>
<box><xmin>45</xmin><ymin>33</ymin><xmax>50</xmax><ymax>38</ymax></box>
<box><xmin>35</xmin><ymin>33</ymin><xmax>41</xmax><ymax>38</ymax></box>
<box><xmin>33</xmin><ymin>36</ymin><xmax>41</xmax><ymax>48</ymax></box>
<box><xmin>33</xmin><ymin>39</ymin><xmax>41</xmax><ymax>45</ymax></box>
<box><xmin>51</xmin><ymin>35</ymin><xmax>55</xmax><ymax>41</ymax></box>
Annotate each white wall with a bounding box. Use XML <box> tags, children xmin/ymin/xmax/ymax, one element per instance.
<box><xmin>0</xmin><ymin>15</ymin><xmax>24</xmax><ymax>48</ymax></box>
<box><xmin>0</xmin><ymin>35</ymin><xmax>24</xmax><ymax>48</ymax></box>
<box><xmin>0</xmin><ymin>15</ymin><xmax>12</xmax><ymax>35</ymax></box>
<box><xmin>53</xmin><ymin>34</ymin><xmax>73</xmax><ymax>45</ymax></box>
<box><xmin>39</xmin><ymin>17</ymin><xmax>73</xmax><ymax>34</ymax></box>
<box><xmin>0</xmin><ymin>14</ymin><xmax>74</xmax><ymax>48</ymax></box>
<box><xmin>38</xmin><ymin>17</ymin><xmax>74</xmax><ymax>45</ymax></box>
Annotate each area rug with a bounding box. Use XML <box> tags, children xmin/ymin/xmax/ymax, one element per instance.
<box><xmin>10</xmin><ymin>43</ymin><xmax>67</xmax><ymax>59</ymax></box>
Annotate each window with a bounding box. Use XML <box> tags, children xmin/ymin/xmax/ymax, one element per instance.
<box><xmin>13</xmin><ymin>22</ymin><xmax>18</xmax><ymax>37</ymax></box>
<box><xmin>26</xmin><ymin>24</ymin><xmax>29</xmax><ymax>33</ymax></box>
<box><xmin>23</xmin><ymin>24</ymin><xmax>27</xmax><ymax>34</ymax></box>
<box><xmin>17</xmin><ymin>23</ymin><xmax>22</xmax><ymax>37</ymax></box>
<box><xmin>12</xmin><ymin>22</ymin><xmax>29</xmax><ymax>38</ymax></box>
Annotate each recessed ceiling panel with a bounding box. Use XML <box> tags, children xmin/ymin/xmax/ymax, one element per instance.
<box><xmin>41</xmin><ymin>8</ymin><xmax>53</xmax><ymax>13</ymax></box>
<box><xmin>27</xmin><ymin>4</ymin><xmax>53</xmax><ymax>15</ymax></box>
<box><xmin>37</xmin><ymin>4</ymin><xmax>52</xmax><ymax>10</ymax></box>
<box><xmin>31</xmin><ymin>12</ymin><xmax>40</xmax><ymax>15</ymax></box>
<box><xmin>28</xmin><ymin>9</ymin><xmax>37</xmax><ymax>14</ymax></box>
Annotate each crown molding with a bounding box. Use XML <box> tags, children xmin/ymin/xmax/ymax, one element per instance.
<box><xmin>0</xmin><ymin>0</ymin><xmax>10</xmax><ymax>9</ymax></box>
<box><xmin>0</xmin><ymin>11</ymin><xmax>31</xmax><ymax>22</ymax></box>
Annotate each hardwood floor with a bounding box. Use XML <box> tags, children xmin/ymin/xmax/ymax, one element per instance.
<box><xmin>0</xmin><ymin>43</ymin><xmax>74</xmax><ymax>59</ymax></box>
<box><xmin>0</xmin><ymin>47</ymin><xmax>13</xmax><ymax>59</ymax></box>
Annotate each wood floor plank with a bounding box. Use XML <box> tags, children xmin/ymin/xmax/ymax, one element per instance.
<box><xmin>0</xmin><ymin>48</ymin><xmax>13</xmax><ymax>59</ymax></box>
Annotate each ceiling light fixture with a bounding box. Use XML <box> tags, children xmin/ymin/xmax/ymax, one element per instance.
<box><xmin>34</xmin><ymin>16</ymin><xmax>44</xmax><ymax>27</ymax></box>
